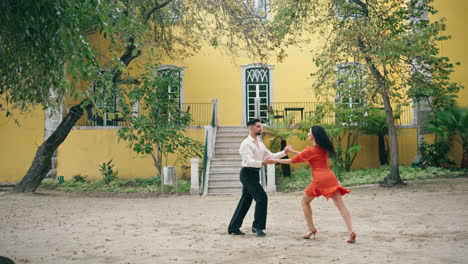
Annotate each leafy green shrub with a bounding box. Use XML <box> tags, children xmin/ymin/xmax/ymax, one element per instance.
<box><xmin>98</xmin><ymin>160</ymin><xmax>118</xmax><ymax>184</ymax></box>
<box><xmin>277</xmin><ymin>166</ymin><xmax>466</xmax><ymax>192</ymax></box>
<box><xmin>419</xmin><ymin>139</ymin><xmax>454</xmax><ymax>168</ymax></box>
<box><xmin>277</xmin><ymin>168</ymin><xmax>312</xmax><ymax>192</ymax></box>
<box><xmin>72</xmin><ymin>174</ymin><xmax>87</xmax><ymax>183</ymax></box>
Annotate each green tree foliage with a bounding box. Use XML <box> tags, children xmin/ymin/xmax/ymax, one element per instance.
<box><xmin>419</xmin><ymin>139</ymin><xmax>453</xmax><ymax>168</ymax></box>
<box><xmin>424</xmin><ymin>106</ymin><xmax>468</xmax><ymax>168</ymax></box>
<box><xmin>270</xmin><ymin>0</ymin><xmax>463</xmax><ymax>186</ymax></box>
<box><xmin>297</xmin><ymin>108</ymin><xmax>363</xmax><ymax>176</ymax></box>
<box><xmin>0</xmin><ymin>0</ymin><xmax>137</xmax><ymax>115</ymax></box>
<box><xmin>6</xmin><ymin>0</ymin><xmax>276</xmax><ymax>192</ymax></box>
<box><xmin>361</xmin><ymin>108</ymin><xmax>389</xmax><ymax>165</ymax></box>
<box><xmin>118</xmin><ymin>67</ymin><xmax>204</xmax><ymax>176</ymax></box>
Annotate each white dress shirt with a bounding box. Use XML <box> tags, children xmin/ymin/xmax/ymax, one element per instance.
<box><xmin>239</xmin><ymin>135</ymin><xmax>287</xmax><ymax>168</ymax></box>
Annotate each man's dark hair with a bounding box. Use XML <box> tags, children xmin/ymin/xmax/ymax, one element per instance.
<box><xmin>246</xmin><ymin>118</ymin><xmax>261</xmax><ymax>127</ymax></box>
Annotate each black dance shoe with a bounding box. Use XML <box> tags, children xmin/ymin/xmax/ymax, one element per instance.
<box><xmin>251</xmin><ymin>228</ymin><xmax>266</xmax><ymax>237</ymax></box>
<box><xmin>228</xmin><ymin>229</ymin><xmax>245</xmax><ymax>235</ymax></box>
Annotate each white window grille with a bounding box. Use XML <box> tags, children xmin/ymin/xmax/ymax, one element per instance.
<box><xmin>157</xmin><ymin>65</ymin><xmax>185</xmax><ymax>107</ymax></box>
<box><xmin>243</xmin><ymin>0</ymin><xmax>269</xmax><ymax>18</ymax></box>
<box><xmin>334</xmin><ymin>62</ymin><xmax>367</xmax><ymax>125</ymax></box>
<box><xmin>243</xmin><ymin>66</ymin><xmax>272</xmax><ymax>123</ymax></box>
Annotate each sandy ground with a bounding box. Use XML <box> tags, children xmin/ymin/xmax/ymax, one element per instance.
<box><xmin>1</xmin><ymin>178</ymin><xmax>468</xmax><ymax>264</ymax></box>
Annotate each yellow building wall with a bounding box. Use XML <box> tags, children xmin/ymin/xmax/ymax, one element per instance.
<box><xmin>0</xmin><ymin>108</ymin><xmax>45</xmax><ymax>182</ymax></box>
<box><xmin>57</xmin><ymin>128</ymin><xmax>205</xmax><ymax>181</ymax></box>
<box><xmin>434</xmin><ymin>0</ymin><xmax>468</xmax><ymax>106</ymax></box>
<box><xmin>433</xmin><ymin>0</ymin><xmax>467</xmax><ymax>166</ymax></box>
<box><xmin>158</xmin><ymin>44</ymin><xmax>320</xmax><ymax>126</ymax></box>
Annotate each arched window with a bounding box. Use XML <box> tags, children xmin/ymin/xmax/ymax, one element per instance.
<box><xmin>334</xmin><ymin>62</ymin><xmax>367</xmax><ymax>125</ymax></box>
<box><xmin>157</xmin><ymin>65</ymin><xmax>185</xmax><ymax>107</ymax></box>
<box><xmin>241</xmin><ymin>64</ymin><xmax>274</xmax><ymax>124</ymax></box>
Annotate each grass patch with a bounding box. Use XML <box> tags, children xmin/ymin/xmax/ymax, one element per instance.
<box><xmin>40</xmin><ymin>177</ymin><xmax>190</xmax><ymax>195</ymax></box>
<box><xmin>277</xmin><ymin>166</ymin><xmax>467</xmax><ymax>192</ymax></box>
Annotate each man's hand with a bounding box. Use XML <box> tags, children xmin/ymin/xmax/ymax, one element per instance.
<box><xmin>262</xmin><ymin>157</ymin><xmax>276</xmax><ymax>165</ymax></box>
<box><xmin>284</xmin><ymin>145</ymin><xmax>294</xmax><ymax>154</ymax></box>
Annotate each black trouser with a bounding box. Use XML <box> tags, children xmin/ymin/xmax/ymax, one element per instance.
<box><xmin>228</xmin><ymin>167</ymin><xmax>268</xmax><ymax>231</ymax></box>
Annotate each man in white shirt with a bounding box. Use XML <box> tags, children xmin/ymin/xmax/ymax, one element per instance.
<box><xmin>228</xmin><ymin>119</ymin><xmax>291</xmax><ymax>236</ymax></box>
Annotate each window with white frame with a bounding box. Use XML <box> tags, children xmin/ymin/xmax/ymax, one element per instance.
<box><xmin>157</xmin><ymin>66</ymin><xmax>184</xmax><ymax>107</ymax></box>
<box><xmin>243</xmin><ymin>0</ymin><xmax>269</xmax><ymax>18</ymax></box>
<box><xmin>86</xmin><ymin>82</ymin><xmax>126</xmax><ymax>127</ymax></box>
<box><xmin>245</xmin><ymin>67</ymin><xmax>270</xmax><ymax>123</ymax></box>
<box><xmin>334</xmin><ymin>62</ymin><xmax>367</xmax><ymax>124</ymax></box>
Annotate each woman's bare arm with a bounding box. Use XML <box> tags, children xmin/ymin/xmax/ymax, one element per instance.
<box><xmin>272</xmin><ymin>159</ymin><xmax>293</xmax><ymax>164</ymax></box>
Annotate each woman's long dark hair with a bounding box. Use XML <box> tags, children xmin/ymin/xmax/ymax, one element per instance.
<box><xmin>311</xmin><ymin>126</ymin><xmax>336</xmax><ymax>157</ymax></box>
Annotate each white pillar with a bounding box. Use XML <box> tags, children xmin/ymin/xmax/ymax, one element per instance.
<box><xmin>266</xmin><ymin>164</ymin><xmax>276</xmax><ymax>192</ymax></box>
<box><xmin>211</xmin><ymin>98</ymin><xmax>219</xmax><ymax>126</ymax></box>
<box><xmin>190</xmin><ymin>158</ymin><xmax>199</xmax><ymax>195</ymax></box>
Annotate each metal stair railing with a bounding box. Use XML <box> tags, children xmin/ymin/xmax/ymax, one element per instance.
<box><xmin>200</xmin><ymin>99</ymin><xmax>218</xmax><ymax>196</ymax></box>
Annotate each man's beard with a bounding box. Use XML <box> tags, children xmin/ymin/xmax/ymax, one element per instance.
<box><xmin>256</xmin><ymin>131</ymin><xmax>262</xmax><ymax>136</ymax></box>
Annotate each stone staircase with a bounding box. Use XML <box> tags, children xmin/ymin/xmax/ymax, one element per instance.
<box><xmin>206</xmin><ymin>126</ymin><xmax>247</xmax><ymax>195</ymax></box>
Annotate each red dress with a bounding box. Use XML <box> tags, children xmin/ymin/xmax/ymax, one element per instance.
<box><xmin>291</xmin><ymin>145</ymin><xmax>350</xmax><ymax>199</ymax></box>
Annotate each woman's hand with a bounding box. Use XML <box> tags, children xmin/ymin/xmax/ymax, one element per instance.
<box><xmin>284</xmin><ymin>145</ymin><xmax>299</xmax><ymax>155</ymax></box>
<box><xmin>272</xmin><ymin>158</ymin><xmax>293</xmax><ymax>165</ymax></box>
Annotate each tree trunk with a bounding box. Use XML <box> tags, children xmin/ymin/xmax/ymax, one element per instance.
<box><xmin>150</xmin><ymin>151</ymin><xmax>163</xmax><ymax>177</ymax></box>
<box><xmin>11</xmin><ymin>36</ymin><xmax>142</xmax><ymax>193</ymax></box>
<box><xmin>380</xmin><ymin>90</ymin><xmax>404</xmax><ymax>186</ymax></box>
<box><xmin>354</xmin><ymin>0</ymin><xmax>403</xmax><ymax>186</ymax></box>
<box><xmin>378</xmin><ymin>134</ymin><xmax>388</xmax><ymax>165</ymax></box>
<box><xmin>12</xmin><ymin>100</ymin><xmax>91</xmax><ymax>192</ymax></box>
<box><xmin>462</xmin><ymin>146</ymin><xmax>468</xmax><ymax>169</ymax></box>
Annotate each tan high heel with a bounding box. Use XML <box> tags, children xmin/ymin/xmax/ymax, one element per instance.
<box><xmin>347</xmin><ymin>232</ymin><xmax>356</xmax><ymax>243</ymax></box>
<box><xmin>302</xmin><ymin>227</ymin><xmax>317</xmax><ymax>239</ymax></box>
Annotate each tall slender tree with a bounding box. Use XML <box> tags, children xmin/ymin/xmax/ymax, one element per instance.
<box><xmin>270</xmin><ymin>0</ymin><xmax>462</xmax><ymax>186</ymax></box>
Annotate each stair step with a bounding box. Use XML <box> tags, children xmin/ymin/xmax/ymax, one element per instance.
<box><xmin>211</xmin><ymin>160</ymin><xmax>241</xmax><ymax>166</ymax></box>
<box><xmin>207</xmin><ymin>186</ymin><xmax>242</xmax><ymax>194</ymax></box>
<box><xmin>209</xmin><ymin>177</ymin><xmax>239</xmax><ymax>181</ymax></box>
<box><xmin>210</xmin><ymin>175</ymin><xmax>239</xmax><ymax>180</ymax></box>
<box><xmin>210</xmin><ymin>164</ymin><xmax>240</xmax><ymax>168</ymax></box>
<box><xmin>215</xmin><ymin>153</ymin><xmax>241</xmax><ymax>158</ymax></box>
<box><xmin>209</xmin><ymin>181</ymin><xmax>241</xmax><ymax>187</ymax></box>
<box><xmin>215</xmin><ymin>148</ymin><xmax>240</xmax><ymax>153</ymax></box>
<box><xmin>210</xmin><ymin>178</ymin><xmax>239</xmax><ymax>182</ymax></box>
<box><xmin>218</xmin><ymin>126</ymin><xmax>248</xmax><ymax>132</ymax></box>
<box><xmin>212</xmin><ymin>158</ymin><xmax>242</xmax><ymax>161</ymax></box>
<box><xmin>210</xmin><ymin>170</ymin><xmax>239</xmax><ymax>174</ymax></box>
<box><xmin>210</xmin><ymin>172</ymin><xmax>240</xmax><ymax>176</ymax></box>
<box><xmin>215</xmin><ymin>139</ymin><xmax>244</xmax><ymax>145</ymax></box>
<box><xmin>210</xmin><ymin>164</ymin><xmax>241</xmax><ymax>173</ymax></box>
<box><xmin>207</xmin><ymin>192</ymin><xmax>241</xmax><ymax>196</ymax></box>
<box><xmin>215</xmin><ymin>142</ymin><xmax>242</xmax><ymax>148</ymax></box>
<box><xmin>210</xmin><ymin>163</ymin><xmax>241</xmax><ymax>167</ymax></box>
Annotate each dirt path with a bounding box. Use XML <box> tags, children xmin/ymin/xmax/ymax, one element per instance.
<box><xmin>1</xmin><ymin>178</ymin><xmax>467</xmax><ymax>264</ymax></box>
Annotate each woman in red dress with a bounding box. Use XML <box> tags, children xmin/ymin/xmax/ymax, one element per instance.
<box><xmin>273</xmin><ymin>126</ymin><xmax>356</xmax><ymax>243</ymax></box>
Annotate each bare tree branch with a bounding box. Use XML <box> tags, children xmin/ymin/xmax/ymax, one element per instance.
<box><xmin>145</xmin><ymin>0</ymin><xmax>173</xmax><ymax>23</ymax></box>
